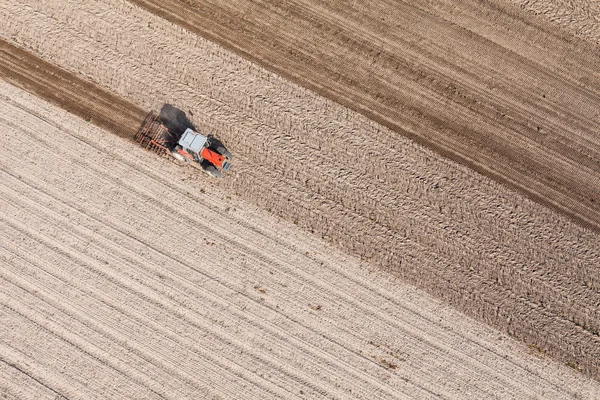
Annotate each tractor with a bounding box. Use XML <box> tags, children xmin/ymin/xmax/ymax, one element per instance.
<box><xmin>134</xmin><ymin>111</ymin><xmax>232</xmax><ymax>178</ymax></box>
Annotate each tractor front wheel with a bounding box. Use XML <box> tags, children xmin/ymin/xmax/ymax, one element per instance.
<box><xmin>215</xmin><ymin>145</ymin><xmax>233</xmax><ymax>160</ymax></box>
<box><xmin>204</xmin><ymin>165</ymin><xmax>223</xmax><ymax>178</ymax></box>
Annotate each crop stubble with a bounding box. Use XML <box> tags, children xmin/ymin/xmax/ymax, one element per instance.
<box><xmin>5</xmin><ymin>82</ymin><xmax>600</xmax><ymax>398</ymax></box>
<box><xmin>2</xmin><ymin>0</ymin><xmax>600</xmax><ymax>381</ymax></box>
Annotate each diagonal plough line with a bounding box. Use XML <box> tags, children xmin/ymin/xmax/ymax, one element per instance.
<box><xmin>1</xmin><ymin>0</ymin><xmax>600</xmax><ymax>384</ymax></box>
<box><xmin>125</xmin><ymin>0</ymin><xmax>600</xmax><ymax>233</ymax></box>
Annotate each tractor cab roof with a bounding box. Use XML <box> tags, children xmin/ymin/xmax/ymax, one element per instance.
<box><xmin>178</xmin><ymin>128</ymin><xmax>208</xmax><ymax>154</ymax></box>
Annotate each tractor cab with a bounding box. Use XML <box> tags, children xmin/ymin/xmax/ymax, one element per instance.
<box><xmin>178</xmin><ymin>128</ymin><xmax>208</xmax><ymax>156</ymax></box>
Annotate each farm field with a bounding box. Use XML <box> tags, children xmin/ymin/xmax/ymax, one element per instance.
<box><xmin>4</xmin><ymin>81</ymin><xmax>600</xmax><ymax>398</ymax></box>
<box><xmin>127</xmin><ymin>0</ymin><xmax>600</xmax><ymax>230</ymax></box>
<box><xmin>1</xmin><ymin>0</ymin><xmax>600</xmax><ymax>396</ymax></box>
<box><xmin>514</xmin><ymin>0</ymin><xmax>600</xmax><ymax>42</ymax></box>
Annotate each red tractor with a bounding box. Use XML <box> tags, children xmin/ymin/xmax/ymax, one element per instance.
<box><xmin>134</xmin><ymin>111</ymin><xmax>232</xmax><ymax>178</ymax></box>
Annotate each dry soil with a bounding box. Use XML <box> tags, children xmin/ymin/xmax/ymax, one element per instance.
<box><xmin>514</xmin><ymin>0</ymin><xmax>600</xmax><ymax>43</ymax></box>
<box><xmin>127</xmin><ymin>0</ymin><xmax>600</xmax><ymax>230</ymax></box>
<box><xmin>2</xmin><ymin>0</ymin><xmax>600</xmax><ymax>386</ymax></box>
<box><xmin>4</xmin><ymin>81</ymin><xmax>600</xmax><ymax>399</ymax></box>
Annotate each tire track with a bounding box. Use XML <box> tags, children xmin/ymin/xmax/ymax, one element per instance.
<box><xmin>0</xmin><ymin>357</ymin><xmax>63</xmax><ymax>400</ymax></box>
<box><xmin>0</xmin><ymin>300</ymin><xmax>152</xmax><ymax>400</ymax></box>
<box><xmin>0</xmin><ymin>344</ymin><xmax>77</xmax><ymax>400</ymax></box>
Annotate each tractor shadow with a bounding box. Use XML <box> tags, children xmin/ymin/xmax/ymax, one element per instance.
<box><xmin>158</xmin><ymin>103</ymin><xmax>230</xmax><ymax>156</ymax></box>
<box><xmin>158</xmin><ymin>104</ymin><xmax>196</xmax><ymax>140</ymax></box>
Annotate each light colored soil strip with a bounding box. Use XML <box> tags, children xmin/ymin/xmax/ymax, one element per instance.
<box><xmin>512</xmin><ymin>0</ymin><xmax>600</xmax><ymax>43</ymax></box>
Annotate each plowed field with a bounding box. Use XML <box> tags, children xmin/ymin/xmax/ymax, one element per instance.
<box><xmin>1</xmin><ymin>0</ymin><xmax>600</xmax><ymax>395</ymax></box>
<box><xmin>127</xmin><ymin>0</ymin><xmax>600</xmax><ymax>230</ymax></box>
<box><xmin>5</xmin><ymin>81</ymin><xmax>600</xmax><ymax>398</ymax></box>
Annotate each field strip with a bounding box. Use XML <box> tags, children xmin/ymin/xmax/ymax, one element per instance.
<box><xmin>2</xmin><ymin>81</ymin><xmax>600</xmax><ymax>397</ymax></box>
<box><xmin>0</xmin><ymin>39</ymin><xmax>145</xmax><ymax>139</ymax></box>
<box><xmin>0</xmin><ymin>340</ymin><xmax>96</xmax><ymax>400</ymax></box>
<box><xmin>2</xmin><ymin>0</ymin><xmax>600</xmax><ymax>379</ymax></box>
<box><xmin>123</xmin><ymin>0</ymin><xmax>600</xmax><ymax>230</ymax></box>
<box><xmin>0</xmin><ymin>354</ymin><xmax>60</xmax><ymax>400</ymax></box>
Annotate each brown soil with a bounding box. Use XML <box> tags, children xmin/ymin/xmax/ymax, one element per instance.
<box><xmin>129</xmin><ymin>0</ymin><xmax>600</xmax><ymax>231</ymax></box>
<box><xmin>0</xmin><ymin>41</ymin><xmax>145</xmax><ymax>138</ymax></box>
<box><xmin>5</xmin><ymin>80</ymin><xmax>600</xmax><ymax>399</ymax></box>
<box><xmin>2</xmin><ymin>0</ymin><xmax>600</xmax><ymax>383</ymax></box>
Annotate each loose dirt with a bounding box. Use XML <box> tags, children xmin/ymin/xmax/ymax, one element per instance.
<box><xmin>0</xmin><ymin>40</ymin><xmax>145</xmax><ymax>139</ymax></box>
<box><xmin>2</xmin><ymin>80</ymin><xmax>600</xmax><ymax>399</ymax></box>
<box><xmin>2</xmin><ymin>0</ymin><xmax>600</xmax><ymax>380</ymax></box>
<box><xmin>513</xmin><ymin>0</ymin><xmax>600</xmax><ymax>43</ymax></box>
<box><xmin>126</xmin><ymin>0</ymin><xmax>600</xmax><ymax>231</ymax></box>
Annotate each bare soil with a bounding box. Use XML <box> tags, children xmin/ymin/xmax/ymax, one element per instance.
<box><xmin>4</xmin><ymin>81</ymin><xmax>600</xmax><ymax>398</ymax></box>
<box><xmin>513</xmin><ymin>0</ymin><xmax>600</xmax><ymax>43</ymax></box>
<box><xmin>2</xmin><ymin>0</ymin><xmax>600</xmax><ymax>385</ymax></box>
<box><xmin>0</xmin><ymin>41</ymin><xmax>145</xmax><ymax>139</ymax></box>
<box><xmin>127</xmin><ymin>0</ymin><xmax>600</xmax><ymax>231</ymax></box>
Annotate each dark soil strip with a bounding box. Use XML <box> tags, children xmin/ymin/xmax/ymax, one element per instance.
<box><xmin>0</xmin><ymin>40</ymin><xmax>146</xmax><ymax>139</ymax></box>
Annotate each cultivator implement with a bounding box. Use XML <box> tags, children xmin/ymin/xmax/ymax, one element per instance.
<box><xmin>134</xmin><ymin>111</ymin><xmax>177</xmax><ymax>157</ymax></box>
